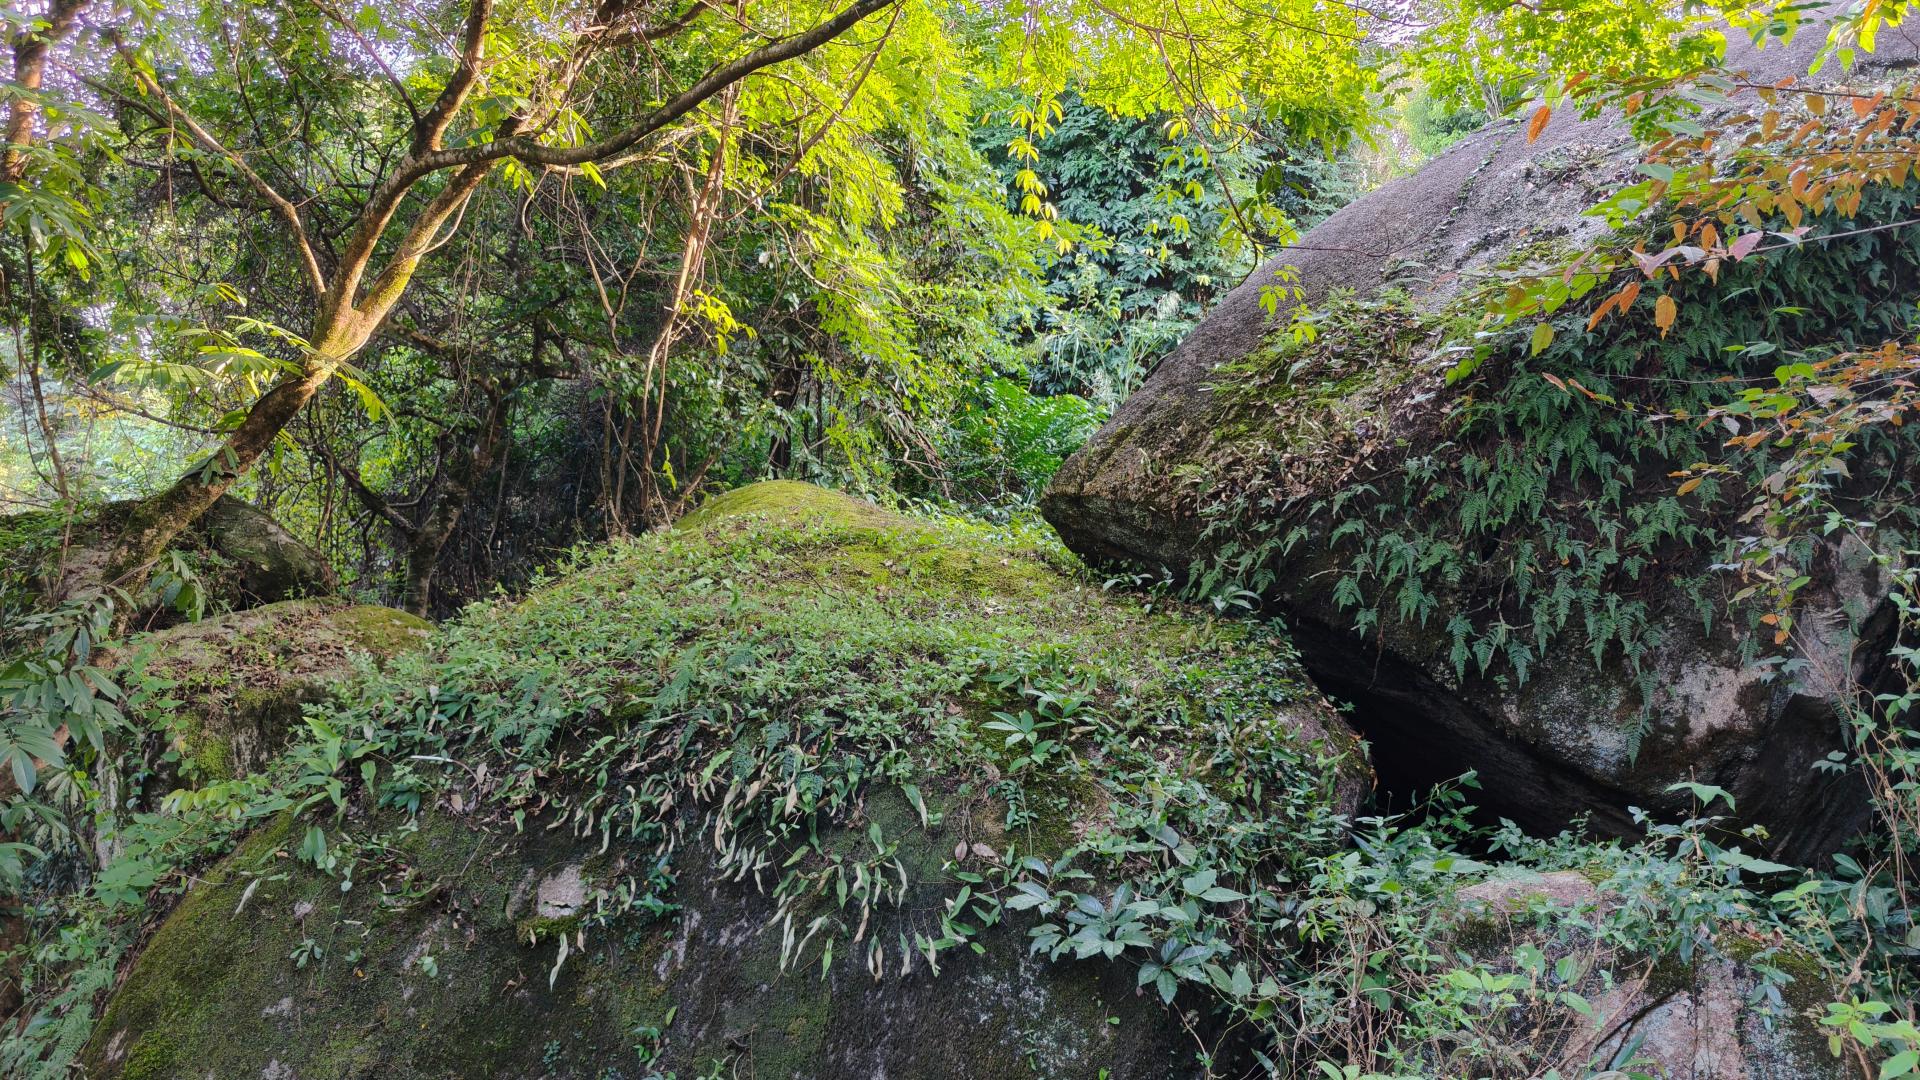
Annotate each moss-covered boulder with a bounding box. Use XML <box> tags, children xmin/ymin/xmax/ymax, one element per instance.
<box><xmin>190</xmin><ymin>495</ymin><xmax>339</xmax><ymax>606</ymax></box>
<box><xmin>83</xmin><ymin>481</ymin><xmax>1368</xmax><ymax>1078</ymax></box>
<box><xmin>1041</xmin><ymin>30</ymin><xmax>1920</xmax><ymax>862</ymax></box>
<box><xmin>114</xmin><ymin>600</ymin><xmax>432</xmax><ymax>792</ymax></box>
<box><xmin>2</xmin><ymin>495</ymin><xmax>336</xmax><ymax>628</ymax></box>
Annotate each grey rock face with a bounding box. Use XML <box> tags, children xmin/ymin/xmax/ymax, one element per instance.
<box><xmin>192</xmin><ymin>494</ymin><xmax>339</xmax><ymax>604</ymax></box>
<box><xmin>1042</xmin><ymin>28</ymin><xmax>1918</xmax><ymax>861</ymax></box>
<box><xmin>1452</xmin><ymin>869</ymin><xmax>1841</xmax><ymax>1079</ymax></box>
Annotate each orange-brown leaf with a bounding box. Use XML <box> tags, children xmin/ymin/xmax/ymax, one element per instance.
<box><xmin>1527</xmin><ymin>105</ymin><xmax>1552</xmax><ymax>143</ymax></box>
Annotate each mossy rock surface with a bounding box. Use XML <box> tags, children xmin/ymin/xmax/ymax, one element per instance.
<box><xmin>114</xmin><ymin>599</ymin><xmax>432</xmax><ymax>788</ymax></box>
<box><xmin>191</xmin><ymin>494</ymin><xmax>340</xmax><ymax>606</ymax></box>
<box><xmin>83</xmin><ymin>481</ymin><xmax>1368</xmax><ymax>1078</ymax></box>
<box><xmin>2</xmin><ymin>495</ymin><xmax>335</xmax><ymax>632</ymax></box>
<box><xmin>86</xmin><ymin>809</ymin><xmax>1199</xmax><ymax>1080</ymax></box>
<box><xmin>1443</xmin><ymin>869</ymin><xmax>1842</xmax><ymax>1079</ymax></box>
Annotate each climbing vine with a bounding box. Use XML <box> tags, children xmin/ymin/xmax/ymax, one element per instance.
<box><xmin>1190</xmin><ymin>182</ymin><xmax>1920</xmax><ymax>733</ymax></box>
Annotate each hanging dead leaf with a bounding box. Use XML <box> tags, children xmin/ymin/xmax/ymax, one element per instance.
<box><xmin>1527</xmin><ymin>104</ymin><xmax>1552</xmax><ymax>142</ymax></box>
<box><xmin>1654</xmin><ymin>294</ymin><xmax>1678</xmax><ymax>336</ymax></box>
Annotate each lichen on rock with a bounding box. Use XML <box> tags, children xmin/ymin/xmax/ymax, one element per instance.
<box><xmin>1445</xmin><ymin>867</ymin><xmax>1842</xmax><ymax>1079</ymax></box>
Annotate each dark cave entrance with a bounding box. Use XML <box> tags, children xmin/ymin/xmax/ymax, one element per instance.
<box><xmin>1306</xmin><ymin>663</ymin><xmax>1514</xmax><ymax>838</ymax></box>
<box><xmin>1284</xmin><ymin>616</ymin><xmax>1642</xmax><ymax>844</ymax></box>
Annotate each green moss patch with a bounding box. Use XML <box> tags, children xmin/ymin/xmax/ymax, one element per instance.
<box><xmin>83</xmin><ymin>481</ymin><xmax>1365</xmax><ymax>1077</ymax></box>
<box><xmin>114</xmin><ymin>599</ymin><xmax>432</xmax><ymax>789</ymax></box>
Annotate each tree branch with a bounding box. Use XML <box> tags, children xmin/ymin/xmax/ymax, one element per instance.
<box><xmin>313</xmin><ymin>0</ymin><xmax>424</xmax><ymax>129</ymax></box>
<box><xmin>324</xmin><ymin>446</ymin><xmax>419</xmax><ymax>541</ymax></box>
<box><xmin>600</xmin><ymin>0</ymin><xmax>707</xmax><ymax>47</ymax></box>
<box><xmin>356</xmin><ymin>0</ymin><xmax>897</xmax><ymax>236</ymax></box>
<box><xmin>100</xmin><ymin>30</ymin><xmax>330</xmax><ymax>299</ymax></box>
<box><xmin>409</xmin><ymin>0</ymin><xmax>491</xmax><ymax>156</ymax></box>
<box><xmin>3</xmin><ymin>0</ymin><xmax>91</xmax><ymax>184</ymax></box>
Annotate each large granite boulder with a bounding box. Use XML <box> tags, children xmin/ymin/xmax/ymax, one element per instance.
<box><xmin>1042</xmin><ymin>27</ymin><xmax>1920</xmax><ymax>861</ymax></box>
<box><xmin>111</xmin><ymin>599</ymin><xmax>433</xmax><ymax>797</ymax></box>
<box><xmin>188</xmin><ymin>495</ymin><xmax>339</xmax><ymax>607</ymax></box>
<box><xmin>82</xmin><ymin>481</ymin><xmax>1368</xmax><ymax>1078</ymax></box>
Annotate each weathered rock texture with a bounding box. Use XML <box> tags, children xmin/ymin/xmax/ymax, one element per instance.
<box><xmin>83</xmin><ymin>481</ymin><xmax>1365</xmax><ymax>1079</ymax></box>
<box><xmin>1042</xmin><ymin>28</ymin><xmax>1920</xmax><ymax>861</ymax></box>
<box><xmin>113</xmin><ymin>599</ymin><xmax>432</xmax><ymax>792</ymax></box>
<box><xmin>1454</xmin><ymin>869</ymin><xmax>1840</xmax><ymax>1079</ymax></box>
<box><xmin>84</xmin><ymin>808</ymin><xmax>1208</xmax><ymax>1080</ymax></box>
<box><xmin>188</xmin><ymin>495</ymin><xmax>339</xmax><ymax>606</ymax></box>
<box><xmin>1</xmin><ymin>494</ymin><xmax>336</xmax><ymax>622</ymax></box>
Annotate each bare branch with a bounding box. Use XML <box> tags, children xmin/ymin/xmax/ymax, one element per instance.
<box><xmin>99</xmin><ymin>30</ymin><xmax>330</xmax><ymax>299</ymax></box>
<box><xmin>325</xmin><ymin>446</ymin><xmax>420</xmax><ymax>540</ymax></box>
<box><xmin>599</xmin><ymin>0</ymin><xmax>707</xmax><ymax>47</ymax></box>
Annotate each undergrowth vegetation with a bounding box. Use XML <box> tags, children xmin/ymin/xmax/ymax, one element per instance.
<box><xmin>6</xmin><ymin>483</ymin><xmax>1917</xmax><ymax>1077</ymax></box>
<box><xmin>5</xmin><ymin>1</ymin><xmax>1920</xmax><ymax>1076</ymax></box>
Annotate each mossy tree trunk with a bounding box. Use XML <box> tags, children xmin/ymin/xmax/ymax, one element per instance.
<box><xmin>105</xmin><ymin>359</ymin><xmax>340</xmax><ymax>592</ymax></box>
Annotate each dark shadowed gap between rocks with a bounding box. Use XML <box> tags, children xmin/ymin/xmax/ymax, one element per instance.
<box><xmin>1283</xmin><ymin>614</ymin><xmax>1645</xmax><ymax>845</ymax></box>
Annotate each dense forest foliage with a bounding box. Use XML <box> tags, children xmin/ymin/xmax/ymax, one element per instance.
<box><xmin>0</xmin><ymin>0</ymin><xmax>1556</xmax><ymax>613</ymax></box>
<box><xmin>2</xmin><ymin>0</ymin><xmax>1918</xmax><ymax>1076</ymax></box>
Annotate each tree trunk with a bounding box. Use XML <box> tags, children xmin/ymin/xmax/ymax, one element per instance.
<box><xmin>100</xmin><ymin>155</ymin><xmax>502</xmax><ymax>595</ymax></box>
<box><xmin>2</xmin><ymin>0</ymin><xmax>93</xmax><ymax>1024</ymax></box>
<box><xmin>400</xmin><ymin>390</ymin><xmax>509</xmax><ymax>617</ymax></box>
<box><xmin>103</xmin><ymin>360</ymin><xmax>336</xmax><ymax>592</ymax></box>
<box><xmin>331</xmin><ymin>379</ymin><xmax>510</xmax><ymax>618</ymax></box>
<box><xmin>2</xmin><ymin>0</ymin><xmax>91</xmax><ymax>185</ymax></box>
